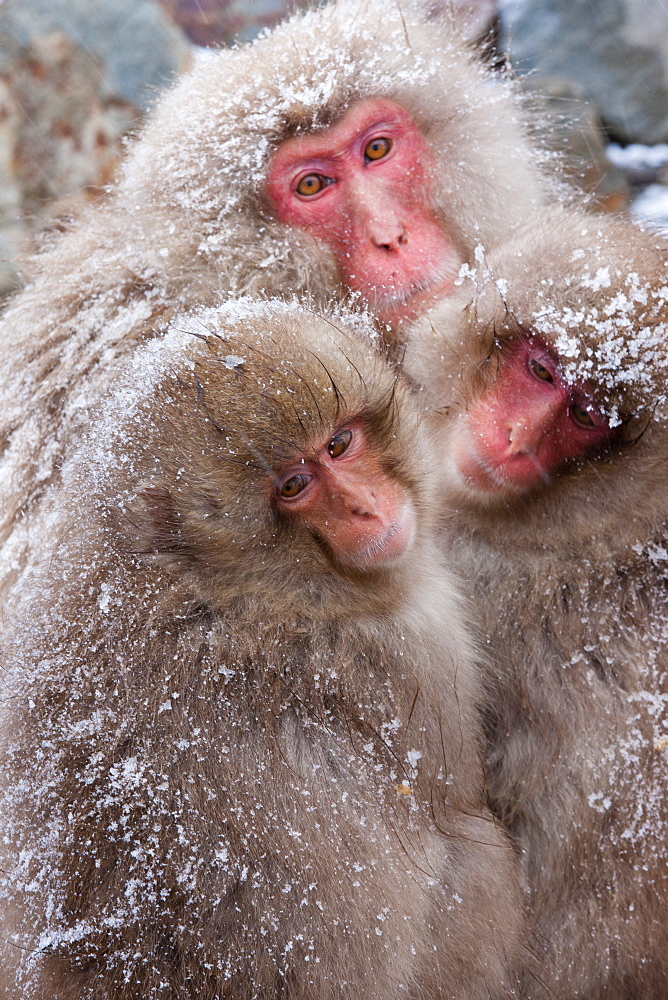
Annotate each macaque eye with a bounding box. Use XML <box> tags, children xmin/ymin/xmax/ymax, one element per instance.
<box><xmin>296</xmin><ymin>173</ymin><xmax>327</xmax><ymax>197</ymax></box>
<box><xmin>327</xmin><ymin>429</ymin><xmax>352</xmax><ymax>458</ymax></box>
<box><xmin>279</xmin><ymin>474</ymin><xmax>311</xmax><ymax>498</ymax></box>
<box><xmin>570</xmin><ymin>403</ymin><xmax>596</xmax><ymax>428</ymax></box>
<box><xmin>530</xmin><ymin>358</ymin><xmax>554</xmax><ymax>383</ymax></box>
<box><xmin>364</xmin><ymin>137</ymin><xmax>392</xmax><ymax>161</ymax></box>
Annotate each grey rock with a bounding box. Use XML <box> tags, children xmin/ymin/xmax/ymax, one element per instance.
<box><xmin>500</xmin><ymin>0</ymin><xmax>668</xmax><ymax>145</ymax></box>
<box><xmin>0</xmin><ymin>30</ymin><xmax>141</xmax><ymax>296</ymax></box>
<box><xmin>0</xmin><ymin>0</ymin><xmax>192</xmax><ymax>110</ymax></box>
<box><xmin>158</xmin><ymin>0</ymin><xmax>305</xmax><ymax>48</ymax></box>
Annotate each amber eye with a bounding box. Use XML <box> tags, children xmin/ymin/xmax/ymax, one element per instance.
<box><xmin>571</xmin><ymin>403</ymin><xmax>595</xmax><ymax>428</ymax></box>
<box><xmin>530</xmin><ymin>359</ymin><xmax>554</xmax><ymax>383</ymax></box>
<box><xmin>364</xmin><ymin>137</ymin><xmax>392</xmax><ymax>161</ymax></box>
<box><xmin>280</xmin><ymin>474</ymin><xmax>310</xmax><ymax>498</ymax></box>
<box><xmin>327</xmin><ymin>429</ymin><xmax>352</xmax><ymax>458</ymax></box>
<box><xmin>296</xmin><ymin>173</ymin><xmax>325</xmax><ymax>196</ymax></box>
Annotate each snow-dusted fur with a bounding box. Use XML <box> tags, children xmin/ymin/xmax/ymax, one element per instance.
<box><xmin>404</xmin><ymin>207</ymin><xmax>668</xmax><ymax>999</ymax></box>
<box><xmin>0</xmin><ymin>0</ymin><xmax>554</xmax><ymax>600</ymax></box>
<box><xmin>0</xmin><ymin>301</ymin><xmax>523</xmax><ymax>999</ymax></box>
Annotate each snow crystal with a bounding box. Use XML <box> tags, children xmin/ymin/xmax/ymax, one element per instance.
<box><xmin>223</xmin><ymin>355</ymin><xmax>245</xmax><ymax>369</ymax></box>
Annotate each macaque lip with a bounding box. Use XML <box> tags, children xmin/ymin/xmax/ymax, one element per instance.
<box><xmin>333</xmin><ymin>502</ymin><xmax>416</xmax><ymax>571</ymax></box>
<box><xmin>453</xmin><ymin>439</ymin><xmax>550</xmax><ymax>496</ymax></box>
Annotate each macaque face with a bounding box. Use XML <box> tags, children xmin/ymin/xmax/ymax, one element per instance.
<box><xmin>450</xmin><ymin>336</ymin><xmax>613</xmax><ymax>495</ymax></box>
<box><xmin>273</xmin><ymin>419</ymin><xmax>415</xmax><ymax>570</ymax></box>
<box><xmin>266</xmin><ymin>100</ymin><xmax>460</xmax><ymax>326</ymax></box>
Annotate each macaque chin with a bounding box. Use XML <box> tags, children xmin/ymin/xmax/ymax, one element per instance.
<box><xmin>275</xmin><ymin>419</ymin><xmax>415</xmax><ymax>569</ymax></box>
<box><xmin>266</xmin><ymin>99</ymin><xmax>461</xmax><ymax>326</ymax></box>
<box><xmin>450</xmin><ymin>336</ymin><xmax>613</xmax><ymax>495</ymax></box>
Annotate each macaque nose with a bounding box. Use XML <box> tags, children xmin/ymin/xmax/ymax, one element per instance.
<box><xmin>351</xmin><ymin>178</ymin><xmax>408</xmax><ymax>252</ymax></box>
<box><xmin>338</xmin><ymin>480</ymin><xmax>378</xmax><ymax>519</ymax></box>
<box><xmin>368</xmin><ymin>215</ymin><xmax>408</xmax><ymax>252</ymax></box>
<box><xmin>506</xmin><ymin>418</ymin><xmax>543</xmax><ymax>456</ymax></box>
<box><xmin>505</xmin><ymin>397</ymin><xmax>562</xmax><ymax>457</ymax></box>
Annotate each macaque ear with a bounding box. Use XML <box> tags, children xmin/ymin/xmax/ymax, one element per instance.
<box><xmin>130</xmin><ymin>484</ymin><xmax>184</xmax><ymax>554</ymax></box>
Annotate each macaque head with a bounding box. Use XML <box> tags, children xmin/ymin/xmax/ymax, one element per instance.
<box><xmin>403</xmin><ymin>207</ymin><xmax>668</xmax><ymax>515</ymax></box>
<box><xmin>124</xmin><ymin>0</ymin><xmax>549</xmax><ymax>326</ymax></box>
<box><xmin>266</xmin><ymin>99</ymin><xmax>461</xmax><ymax>327</ymax></box>
<box><xmin>448</xmin><ymin>333</ymin><xmax>613</xmax><ymax>495</ymax></box>
<box><xmin>125</xmin><ymin>302</ymin><xmax>430</xmax><ymax>606</ymax></box>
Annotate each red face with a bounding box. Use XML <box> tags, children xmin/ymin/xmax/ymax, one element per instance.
<box><xmin>266</xmin><ymin>99</ymin><xmax>460</xmax><ymax>326</ymax></box>
<box><xmin>273</xmin><ymin>420</ymin><xmax>415</xmax><ymax>570</ymax></box>
<box><xmin>450</xmin><ymin>337</ymin><xmax>613</xmax><ymax>495</ymax></box>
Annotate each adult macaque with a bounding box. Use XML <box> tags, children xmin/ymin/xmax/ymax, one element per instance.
<box><xmin>0</xmin><ymin>302</ymin><xmax>523</xmax><ymax>999</ymax></box>
<box><xmin>0</xmin><ymin>0</ymin><xmax>555</xmax><ymax>597</ymax></box>
<box><xmin>404</xmin><ymin>207</ymin><xmax>668</xmax><ymax>998</ymax></box>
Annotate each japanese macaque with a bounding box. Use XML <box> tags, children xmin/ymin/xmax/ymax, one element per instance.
<box><xmin>0</xmin><ymin>0</ymin><xmax>555</xmax><ymax>598</ymax></box>
<box><xmin>0</xmin><ymin>301</ymin><xmax>523</xmax><ymax>999</ymax></box>
<box><xmin>403</xmin><ymin>206</ymin><xmax>668</xmax><ymax>998</ymax></box>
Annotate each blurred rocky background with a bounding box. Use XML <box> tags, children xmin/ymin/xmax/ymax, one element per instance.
<box><xmin>498</xmin><ymin>0</ymin><xmax>668</xmax><ymax>220</ymax></box>
<box><xmin>0</xmin><ymin>0</ymin><xmax>666</xmax><ymax>297</ymax></box>
<box><xmin>0</xmin><ymin>0</ymin><xmax>191</xmax><ymax>295</ymax></box>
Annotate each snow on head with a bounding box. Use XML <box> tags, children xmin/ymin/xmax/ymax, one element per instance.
<box><xmin>482</xmin><ymin>209</ymin><xmax>668</xmax><ymax>426</ymax></box>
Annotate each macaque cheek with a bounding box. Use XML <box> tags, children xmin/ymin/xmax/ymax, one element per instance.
<box><xmin>448</xmin><ymin>408</ymin><xmax>528</xmax><ymax>493</ymax></box>
<box><xmin>543</xmin><ymin>415</ymin><xmax>612</xmax><ymax>467</ymax></box>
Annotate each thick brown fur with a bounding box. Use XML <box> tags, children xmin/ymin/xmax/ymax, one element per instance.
<box><xmin>0</xmin><ymin>0</ymin><xmax>556</xmax><ymax>599</ymax></box>
<box><xmin>403</xmin><ymin>207</ymin><xmax>668</xmax><ymax>999</ymax></box>
<box><xmin>0</xmin><ymin>301</ymin><xmax>523</xmax><ymax>999</ymax></box>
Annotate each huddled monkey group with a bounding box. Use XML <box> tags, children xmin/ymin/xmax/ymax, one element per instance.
<box><xmin>0</xmin><ymin>2</ymin><xmax>666</xmax><ymax>998</ymax></box>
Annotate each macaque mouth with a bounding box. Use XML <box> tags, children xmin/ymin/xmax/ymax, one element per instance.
<box><xmin>457</xmin><ymin>451</ymin><xmax>552</xmax><ymax>493</ymax></box>
<box><xmin>455</xmin><ymin>441</ymin><xmax>552</xmax><ymax>495</ymax></box>
<box><xmin>371</xmin><ymin>268</ymin><xmax>449</xmax><ymax>306</ymax></box>
<box><xmin>368</xmin><ymin>262</ymin><xmax>461</xmax><ymax>320</ymax></box>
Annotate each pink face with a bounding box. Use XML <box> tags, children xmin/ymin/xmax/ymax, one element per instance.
<box><xmin>273</xmin><ymin>420</ymin><xmax>415</xmax><ymax>570</ymax></box>
<box><xmin>450</xmin><ymin>337</ymin><xmax>613</xmax><ymax>495</ymax></box>
<box><xmin>266</xmin><ymin>99</ymin><xmax>460</xmax><ymax>326</ymax></box>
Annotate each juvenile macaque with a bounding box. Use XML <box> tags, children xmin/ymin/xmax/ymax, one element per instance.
<box><xmin>0</xmin><ymin>0</ymin><xmax>555</xmax><ymax>598</ymax></box>
<box><xmin>404</xmin><ymin>207</ymin><xmax>668</xmax><ymax>998</ymax></box>
<box><xmin>0</xmin><ymin>302</ymin><xmax>524</xmax><ymax>999</ymax></box>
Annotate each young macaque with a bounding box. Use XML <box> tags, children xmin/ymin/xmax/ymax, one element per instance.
<box><xmin>403</xmin><ymin>207</ymin><xmax>668</xmax><ymax>999</ymax></box>
<box><xmin>0</xmin><ymin>0</ymin><xmax>556</xmax><ymax>602</ymax></box>
<box><xmin>0</xmin><ymin>301</ymin><xmax>524</xmax><ymax>999</ymax></box>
